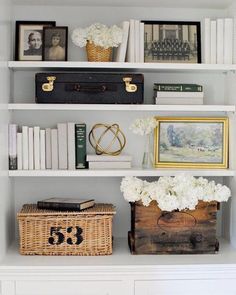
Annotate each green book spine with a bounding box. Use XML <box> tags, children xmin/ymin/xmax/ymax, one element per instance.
<box><xmin>75</xmin><ymin>123</ymin><xmax>87</xmax><ymax>169</ymax></box>
<box><xmin>154</xmin><ymin>84</ymin><xmax>203</xmax><ymax>92</ymax></box>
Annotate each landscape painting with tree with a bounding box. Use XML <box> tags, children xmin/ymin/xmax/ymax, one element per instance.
<box><xmin>154</xmin><ymin>117</ymin><xmax>228</xmax><ymax>168</ymax></box>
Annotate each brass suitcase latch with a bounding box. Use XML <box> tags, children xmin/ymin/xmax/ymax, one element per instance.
<box><xmin>42</xmin><ymin>76</ymin><xmax>56</xmax><ymax>92</ymax></box>
<box><xmin>123</xmin><ymin>77</ymin><xmax>137</xmax><ymax>93</ymax></box>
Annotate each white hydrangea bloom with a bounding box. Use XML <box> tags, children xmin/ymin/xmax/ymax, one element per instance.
<box><xmin>120</xmin><ymin>175</ymin><xmax>231</xmax><ymax>212</ymax></box>
<box><xmin>71</xmin><ymin>28</ymin><xmax>87</xmax><ymax>47</ymax></box>
<box><xmin>130</xmin><ymin>117</ymin><xmax>157</xmax><ymax>136</ymax></box>
<box><xmin>72</xmin><ymin>23</ymin><xmax>123</xmax><ymax>49</ymax></box>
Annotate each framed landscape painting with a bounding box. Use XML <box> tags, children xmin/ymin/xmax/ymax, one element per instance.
<box><xmin>143</xmin><ymin>21</ymin><xmax>201</xmax><ymax>63</ymax></box>
<box><xmin>154</xmin><ymin>117</ymin><xmax>228</xmax><ymax>168</ymax></box>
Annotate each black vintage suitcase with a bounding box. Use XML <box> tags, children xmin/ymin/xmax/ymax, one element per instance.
<box><xmin>35</xmin><ymin>72</ymin><xmax>144</xmax><ymax>104</ymax></box>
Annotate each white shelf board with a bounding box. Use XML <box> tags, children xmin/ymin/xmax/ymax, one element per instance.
<box><xmin>12</xmin><ymin>0</ymin><xmax>234</xmax><ymax>9</ymax></box>
<box><xmin>8</xmin><ymin>169</ymin><xmax>235</xmax><ymax>177</ymax></box>
<box><xmin>8</xmin><ymin>103</ymin><xmax>236</xmax><ymax>112</ymax></box>
<box><xmin>1</xmin><ymin>238</ymin><xmax>236</xmax><ymax>272</ymax></box>
<box><xmin>8</xmin><ymin>61</ymin><xmax>236</xmax><ymax>72</ymax></box>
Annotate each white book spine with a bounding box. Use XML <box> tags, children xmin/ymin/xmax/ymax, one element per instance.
<box><xmin>57</xmin><ymin>123</ymin><xmax>68</xmax><ymax>169</ymax></box>
<box><xmin>22</xmin><ymin>126</ymin><xmax>29</xmax><ymax>170</ymax></box>
<box><xmin>127</xmin><ymin>19</ymin><xmax>135</xmax><ymax>62</ymax></box>
<box><xmin>139</xmin><ymin>22</ymin><xmax>144</xmax><ymax>63</ymax></box>
<box><xmin>224</xmin><ymin>18</ymin><xmax>233</xmax><ymax>64</ymax></box>
<box><xmin>40</xmin><ymin>129</ymin><xmax>46</xmax><ymax>170</ymax></box>
<box><xmin>155</xmin><ymin>91</ymin><xmax>204</xmax><ymax>98</ymax></box>
<box><xmin>134</xmin><ymin>20</ymin><xmax>140</xmax><ymax>62</ymax></box>
<box><xmin>115</xmin><ymin>21</ymin><xmax>129</xmax><ymax>62</ymax></box>
<box><xmin>67</xmin><ymin>122</ymin><xmax>76</xmax><ymax>170</ymax></box>
<box><xmin>8</xmin><ymin>124</ymin><xmax>17</xmax><ymax>170</ymax></box>
<box><xmin>16</xmin><ymin>133</ymin><xmax>22</xmax><ymax>170</ymax></box>
<box><xmin>28</xmin><ymin>127</ymin><xmax>34</xmax><ymax>170</ymax></box>
<box><xmin>89</xmin><ymin>161</ymin><xmax>131</xmax><ymax>169</ymax></box>
<box><xmin>51</xmin><ymin>129</ymin><xmax>59</xmax><ymax>170</ymax></box>
<box><xmin>217</xmin><ymin>18</ymin><xmax>224</xmax><ymax>64</ymax></box>
<box><xmin>204</xmin><ymin>18</ymin><xmax>211</xmax><ymax>64</ymax></box>
<box><xmin>33</xmin><ymin>126</ymin><xmax>40</xmax><ymax>170</ymax></box>
<box><xmin>45</xmin><ymin>128</ymin><xmax>52</xmax><ymax>169</ymax></box>
<box><xmin>210</xmin><ymin>20</ymin><xmax>217</xmax><ymax>64</ymax></box>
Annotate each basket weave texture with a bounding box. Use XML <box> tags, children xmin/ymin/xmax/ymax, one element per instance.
<box><xmin>86</xmin><ymin>42</ymin><xmax>112</xmax><ymax>62</ymax></box>
<box><xmin>17</xmin><ymin>203</ymin><xmax>116</xmax><ymax>256</ymax></box>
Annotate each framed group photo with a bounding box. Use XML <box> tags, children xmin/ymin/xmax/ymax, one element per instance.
<box><xmin>15</xmin><ymin>21</ymin><xmax>56</xmax><ymax>61</ymax></box>
<box><xmin>143</xmin><ymin>21</ymin><xmax>201</xmax><ymax>63</ymax></box>
<box><xmin>42</xmin><ymin>26</ymin><xmax>68</xmax><ymax>61</ymax></box>
<box><xmin>154</xmin><ymin>117</ymin><xmax>228</xmax><ymax>169</ymax></box>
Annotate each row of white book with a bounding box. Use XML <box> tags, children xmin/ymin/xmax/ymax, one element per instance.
<box><xmin>8</xmin><ymin>123</ymin><xmax>86</xmax><ymax>170</ymax></box>
<box><xmin>86</xmin><ymin>154</ymin><xmax>132</xmax><ymax>169</ymax></box>
<box><xmin>115</xmin><ymin>19</ymin><xmax>144</xmax><ymax>63</ymax></box>
<box><xmin>204</xmin><ymin>17</ymin><xmax>233</xmax><ymax>64</ymax></box>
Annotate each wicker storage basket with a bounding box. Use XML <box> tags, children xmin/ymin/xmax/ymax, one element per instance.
<box><xmin>86</xmin><ymin>42</ymin><xmax>112</xmax><ymax>62</ymax></box>
<box><xmin>17</xmin><ymin>203</ymin><xmax>116</xmax><ymax>256</ymax></box>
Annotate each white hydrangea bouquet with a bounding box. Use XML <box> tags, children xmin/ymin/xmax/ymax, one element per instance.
<box><xmin>129</xmin><ymin>116</ymin><xmax>157</xmax><ymax>136</ymax></box>
<box><xmin>120</xmin><ymin>175</ymin><xmax>231</xmax><ymax>212</ymax></box>
<box><xmin>129</xmin><ymin>116</ymin><xmax>157</xmax><ymax>168</ymax></box>
<box><xmin>72</xmin><ymin>23</ymin><xmax>123</xmax><ymax>62</ymax></box>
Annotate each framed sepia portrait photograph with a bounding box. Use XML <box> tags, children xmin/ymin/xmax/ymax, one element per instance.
<box><xmin>154</xmin><ymin>117</ymin><xmax>228</xmax><ymax>168</ymax></box>
<box><xmin>43</xmin><ymin>26</ymin><xmax>68</xmax><ymax>61</ymax></box>
<box><xmin>143</xmin><ymin>21</ymin><xmax>201</xmax><ymax>63</ymax></box>
<box><xmin>15</xmin><ymin>21</ymin><xmax>56</xmax><ymax>61</ymax></box>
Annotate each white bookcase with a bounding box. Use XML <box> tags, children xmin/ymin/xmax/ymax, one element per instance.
<box><xmin>1</xmin><ymin>0</ymin><xmax>236</xmax><ymax>294</ymax></box>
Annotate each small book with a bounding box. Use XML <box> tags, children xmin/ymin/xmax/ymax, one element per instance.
<box><xmin>37</xmin><ymin>197</ymin><xmax>95</xmax><ymax>211</ymax></box>
<box><xmin>154</xmin><ymin>83</ymin><xmax>203</xmax><ymax>92</ymax></box>
<box><xmin>204</xmin><ymin>18</ymin><xmax>211</xmax><ymax>64</ymax></box>
<box><xmin>224</xmin><ymin>18</ymin><xmax>233</xmax><ymax>64</ymax></box>
<box><xmin>22</xmin><ymin>126</ymin><xmax>29</xmax><ymax>170</ymax></box>
<box><xmin>210</xmin><ymin>20</ymin><xmax>217</xmax><ymax>64</ymax></box>
<box><xmin>17</xmin><ymin>132</ymin><xmax>22</xmax><ymax>170</ymax></box>
<box><xmin>89</xmin><ymin>161</ymin><xmax>131</xmax><ymax>169</ymax></box>
<box><xmin>57</xmin><ymin>123</ymin><xmax>68</xmax><ymax>170</ymax></box>
<box><xmin>115</xmin><ymin>21</ymin><xmax>130</xmax><ymax>62</ymax></box>
<box><xmin>155</xmin><ymin>91</ymin><xmax>204</xmax><ymax>98</ymax></box>
<box><xmin>155</xmin><ymin>97</ymin><xmax>203</xmax><ymax>105</ymax></box>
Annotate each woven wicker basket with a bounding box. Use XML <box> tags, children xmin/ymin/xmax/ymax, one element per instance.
<box><xmin>86</xmin><ymin>42</ymin><xmax>112</xmax><ymax>62</ymax></box>
<box><xmin>17</xmin><ymin>203</ymin><xmax>116</xmax><ymax>256</ymax></box>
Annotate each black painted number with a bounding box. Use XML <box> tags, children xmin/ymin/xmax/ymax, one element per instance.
<box><xmin>48</xmin><ymin>226</ymin><xmax>83</xmax><ymax>245</ymax></box>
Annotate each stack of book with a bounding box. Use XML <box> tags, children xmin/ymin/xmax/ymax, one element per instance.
<box><xmin>87</xmin><ymin>154</ymin><xmax>132</xmax><ymax>169</ymax></box>
<box><xmin>115</xmin><ymin>19</ymin><xmax>144</xmax><ymax>62</ymax></box>
<box><xmin>8</xmin><ymin>122</ymin><xmax>87</xmax><ymax>170</ymax></box>
<box><xmin>154</xmin><ymin>83</ymin><xmax>204</xmax><ymax>105</ymax></box>
<box><xmin>204</xmin><ymin>18</ymin><xmax>233</xmax><ymax>64</ymax></box>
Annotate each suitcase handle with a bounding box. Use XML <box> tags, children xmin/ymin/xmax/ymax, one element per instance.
<box><xmin>67</xmin><ymin>84</ymin><xmax>107</xmax><ymax>93</ymax></box>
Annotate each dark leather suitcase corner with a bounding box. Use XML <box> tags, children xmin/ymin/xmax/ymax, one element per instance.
<box><xmin>35</xmin><ymin>72</ymin><xmax>144</xmax><ymax>104</ymax></box>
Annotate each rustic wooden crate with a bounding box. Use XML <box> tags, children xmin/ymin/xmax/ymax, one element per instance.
<box><xmin>128</xmin><ymin>200</ymin><xmax>219</xmax><ymax>254</ymax></box>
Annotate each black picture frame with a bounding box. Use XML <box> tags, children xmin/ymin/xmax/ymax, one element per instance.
<box><xmin>42</xmin><ymin>26</ymin><xmax>68</xmax><ymax>61</ymax></box>
<box><xmin>142</xmin><ymin>21</ymin><xmax>201</xmax><ymax>63</ymax></box>
<box><xmin>15</xmin><ymin>21</ymin><xmax>56</xmax><ymax>61</ymax></box>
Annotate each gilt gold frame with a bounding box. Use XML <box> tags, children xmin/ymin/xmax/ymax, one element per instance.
<box><xmin>154</xmin><ymin>117</ymin><xmax>228</xmax><ymax>169</ymax></box>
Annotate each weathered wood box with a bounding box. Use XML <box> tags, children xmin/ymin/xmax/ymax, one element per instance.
<box><xmin>128</xmin><ymin>200</ymin><xmax>219</xmax><ymax>254</ymax></box>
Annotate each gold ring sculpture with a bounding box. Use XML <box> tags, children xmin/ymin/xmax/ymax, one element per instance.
<box><xmin>89</xmin><ymin>123</ymin><xmax>126</xmax><ymax>155</ymax></box>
